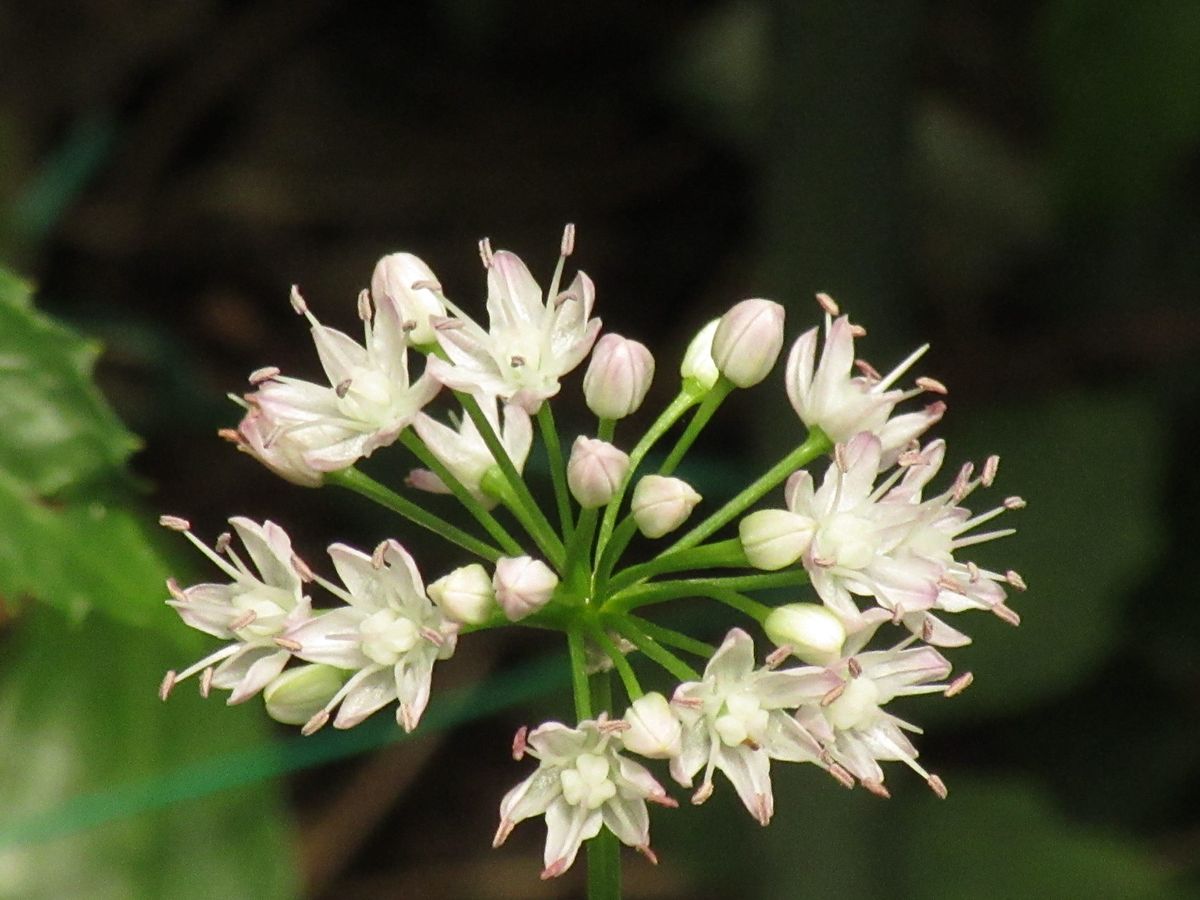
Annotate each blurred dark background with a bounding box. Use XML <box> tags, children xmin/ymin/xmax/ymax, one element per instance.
<box><xmin>1</xmin><ymin>1</ymin><xmax>1198</xmax><ymax>897</ymax></box>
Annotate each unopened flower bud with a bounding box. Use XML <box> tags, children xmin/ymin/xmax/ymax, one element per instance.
<box><xmin>493</xmin><ymin>556</ymin><xmax>559</xmax><ymax>621</ymax></box>
<box><xmin>712</xmin><ymin>298</ymin><xmax>785</xmax><ymax>388</ymax></box>
<box><xmin>583</xmin><ymin>334</ymin><xmax>655</xmax><ymax>420</ymax></box>
<box><xmin>632</xmin><ymin>475</ymin><xmax>702</xmax><ymax>538</ymax></box>
<box><xmin>680</xmin><ymin>319</ymin><xmax>720</xmax><ymax>393</ymax></box>
<box><xmin>370</xmin><ymin>252</ymin><xmax>446</xmax><ymax>346</ymax></box>
<box><xmin>428</xmin><ymin>563</ymin><xmax>496</xmax><ymax>625</ymax></box>
<box><xmin>739</xmin><ymin>509</ymin><xmax>814</xmax><ymax>571</ymax></box>
<box><xmin>263</xmin><ymin>664</ymin><xmax>347</xmax><ymax>725</ymax></box>
<box><xmin>763</xmin><ymin>603</ymin><xmax>847</xmax><ymax>666</ymax></box>
<box><xmin>621</xmin><ymin>692</ymin><xmax>682</xmax><ymax>758</ymax></box>
<box><xmin>566</xmin><ymin>437</ymin><xmax>630</xmax><ymax>508</ymax></box>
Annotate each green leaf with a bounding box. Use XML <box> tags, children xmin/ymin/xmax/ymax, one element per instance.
<box><xmin>0</xmin><ymin>606</ymin><xmax>296</xmax><ymax>900</ymax></box>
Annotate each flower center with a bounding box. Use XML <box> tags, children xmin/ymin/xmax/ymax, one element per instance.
<box><xmin>232</xmin><ymin>585</ymin><xmax>292</xmax><ymax>638</ymax></box>
<box><xmin>714</xmin><ymin>690</ymin><xmax>770</xmax><ymax>747</ymax></box>
<box><xmin>358</xmin><ymin>609</ymin><xmax>419</xmax><ymax>665</ymax></box>
<box><xmin>825</xmin><ymin>676</ymin><xmax>881</xmax><ymax>731</ymax></box>
<box><xmin>815</xmin><ymin>511</ymin><xmax>877</xmax><ymax>570</ymax></box>
<box><xmin>337</xmin><ymin>367</ymin><xmax>396</xmax><ymax>423</ymax></box>
<box><xmin>559</xmin><ymin>752</ymin><xmax>616</xmax><ymax>809</ymax></box>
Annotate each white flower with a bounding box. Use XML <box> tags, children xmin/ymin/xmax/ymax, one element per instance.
<box><xmin>785</xmin><ymin>298</ymin><xmax>944</xmax><ymax>463</ymax></box>
<box><xmin>711</xmin><ymin>298</ymin><xmax>786</xmax><ymax>388</ymax></box>
<box><xmin>763</xmin><ymin>603</ymin><xmax>847</xmax><ymax>666</ymax></box>
<box><xmin>680</xmin><ymin>319</ymin><xmax>720</xmax><ymax>392</ymax></box>
<box><xmin>159</xmin><ymin>516</ymin><xmax>310</xmax><ymax>705</ymax></box>
<box><xmin>427</xmin><ymin>563</ymin><xmax>496</xmax><ymax>625</ymax></box>
<box><xmin>234</xmin><ymin>286</ymin><xmax>440</xmax><ymax>476</ymax></box>
<box><xmin>370</xmin><ymin>252</ymin><xmax>447</xmax><ymax>346</ymax></box>
<box><xmin>670</xmin><ymin>629</ymin><xmax>842</xmax><ymax>824</ymax></box>
<box><xmin>631</xmin><ymin>475</ymin><xmax>702</xmax><ymax>539</ymax></box>
<box><xmin>493</xmin><ymin>556</ymin><xmax>559</xmax><ymax>621</ymax></box>
<box><xmin>566</xmin><ymin>437</ymin><xmax>630</xmax><ymax>509</ymax></box>
<box><xmin>795</xmin><ymin>640</ymin><xmax>961</xmax><ymax>797</ymax></box>
<box><xmin>427</xmin><ymin>241</ymin><xmax>602</xmax><ymax>413</ymax></box>
<box><xmin>263</xmin><ymin>664</ymin><xmax>347</xmax><ymax>725</ymax></box>
<box><xmin>621</xmin><ymin>692</ymin><xmax>682</xmax><ymax>759</ymax></box>
<box><xmin>494</xmin><ymin>717</ymin><xmax>676</xmax><ymax>879</ymax></box>
<box><xmin>286</xmin><ymin>540</ymin><xmax>457</xmax><ymax>733</ymax></box>
<box><xmin>583</xmin><ymin>334</ymin><xmax>655</xmax><ymax>420</ymax></box>
<box><xmin>408</xmin><ymin>391</ymin><xmax>533</xmax><ymax>508</ymax></box>
<box><xmin>738</xmin><ymin>508</ymin><xmax>815</xmax><ymax>571</ymax></box>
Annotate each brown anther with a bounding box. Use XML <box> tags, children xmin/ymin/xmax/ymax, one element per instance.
<box><xmin>915</xmin><ymin>376</ymin><xmax>948</xmax><ymax>395</ymax></box>
<box><xmin>509</xmin><ymin>355</ymin><xmax>525</xmax><ymax>368</ymax></box>
<box><xmin>334</xmin><ymin>379</ymin><xmax>352</xmax><ymax>399</ymax></box>
<box><xmin>691</xmin><ymin>782</ymin><xmax>714</xmax><ymax>805</ymax></box>
<box><xmin>159</xmin><ymin>515</ymin><xmax>190</xmax><ymax>531</ymax></box>
<box><xmin>158</xmin><ymin>670</ymin><xmax>177</xmax><ymax>701</ymax></box>
<box><xmin>993</xmin><ymin>604</ymin><xmax>1021</xmax><ymax>627</ymax></box>
<box><xmin>815</xmin><ymin>292</ymin><xmax>840</xmax><ymax>315</ymax></box>
<box><xmin>560</xmin><ymin>222</ymin><xmax>576</xmax><ymax>257</ymax></box>
<box><xmin>921</xmin><ymin>618</ymin><xmax>935</xmax><ymax>642</ymax></box>
<box><xmin>927</xmin><ymin>774</ymin><xmax>949</xmax><ymax>799</ymax></box>
<box><xmin>372</xmin><ymin>541</ymin><xmax>389</xmax><ymax>569</ymax></box>
<box><xmin>812</xmin><ymin>555</ymin><xmax>837</xmax><ymax>568</ymax></box>
<box><xmin>742</xmin><ymin>737</ymin><xmax>762</xmax><ymax>751</ymax></box>
<box><xmin>855</xmin><ymin>359</ymin><xmax>883</xmax><ymax>381</ymax></box>
<box><xmin>945</xmin><ymin>672</ymin><xmax>974</xmax><ymax>697</ymax></box>
<box><xmin>673</xmin><ymin>696</ymin><xmax>703</xmax><ymax>711</ymax></box>
<box><xmin>765</xmin><ymin>645</ymin><xmax>792</xmax><ymax>669</ymax></box>
<box><xmin>289</xmin><ymin>285</ymin><xmax>307</xmax><ymax>315</ymax></box>
<box><xmin>166</xmin><ymin>578</ymin><xmax>187</xmax><ymax>602</ymax></box>
<box><xmin>636</xmin><ymin>844</ymin><xmax>659</xmax><ymax>865</ymax></box>
<box><xmin>862</xmin><ymin>779</ymin><xmax>891</xmax><ymax>799</ymax></box>
<box><xmin>199</xmin><ymin>666</ymin><xmax>214</xmax><ymax>699</ymax></box>
<box><xmin>249</xmin><ymin>366</ymin><xmax>280</xmax><ymax>385</ymax></box>
<box><xmin>821</xmin><ymin>683</ymin><xmax>847</xmax><ymax>706</ymax></box>
<box><xmin>210</xmin><ymin>533</ymin><xmax>230</xmax><ymax>556</ymax></box>
<box><xmin>357</xmin><ymin>289</ymin><xmax>372</xmax><ymax>322</ymax></box>
<box><xmin>301</xmin><ymin>710</ymin><xmax>330</xmax><ymax>737</ymax></box>
<box><xmin>291</xmin><ymin>553</ymin><xmax>315</xmax><ymax>582</ymax></box>
<box><xmin>401</xmin><ymin>319</ymin><xmax>417</xmax><ymax>333</ymax></box>
<box><xmin>230</xmin><ymin>610</ymin><xmax>257</xmax><ymax>631</ymax></box>
<box><xmin>966</xmin><ymin>561</ymin><xmax>981</xmax><ymax>583</ymax></box>
<box><xmin>849</xmin><ymin>323</ymin><xmax>867</xmax><ymax>338</ymax></box>
<box><xmin>511</xmin><ymin>725</ymin><xmax>528</xmax><ymax>760</ymax></box>
<box><xmin>1003</xmin><ymin>496</ymin><xmax>1026</xmax><ymax>510</ymax></box>
<box><xmin>828</xmin><ymin>763</ymin><xmax>856</xmax><ymax>789</ymax></box>
<box><xmin>597</xmin><ymin>717</ymin><xmax>630</xmax><ymax>736</ymax></box>
<box><xmin>847</xmin><ymin>657</ymin><xmax>863</xmax><ymax>678</ymax></box>
<box><xmin>274</xmin><ymin>636</ymin><xmax>302</xmax><ymax>652</ymax></box>
<box><xmin>1006</xmin><ymin>570</ymin><xmax>1027</xmax><ymax>591</ymax></box>
<box><xmin>982</xmin><ymin>455</ymin><xmax>1000</xmax><ymax>487</ymax></box>
<box><xmin>478</xmin><ymin>237</ymin><xmax>494</xmax><ymax>268</ymax></box>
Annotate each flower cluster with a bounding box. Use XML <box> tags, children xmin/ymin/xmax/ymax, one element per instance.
<box><xmin>162</xmin><ymin>228</ymin><xmax>1024</xmax><ymax>886</ymax></box>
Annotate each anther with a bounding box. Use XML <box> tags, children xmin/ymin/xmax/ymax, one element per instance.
<box><xmin>815</xmin><ymin>292</ymin><xmax>841</xmax><ymax>316</ymax></box>
<box><xmin>847</xmin><ymin>657</ymin><xmax>863</xmax><ymax>678</ymax></box>
<box><xmin>166</xmin><ymin>578</ymin><xmax>187</xmax><ymax>602</ymax></box>
<box><xmin>274</xmin><ymin>636</ymin><xmax>302</xmax><ymax>652</ymax></box>
<box><xmin>478</xmin><ymin>237</ymin><xmax>494</xmax><ymax>268</ymax></box>
<box><xmin>511</xmin><ymin>725</ymin><xmax>528</xmax><ymax>760</ymax></box>
<box><xmin>291</xmin><ymin>553</ymin><xmax>315</xmax><ymax>582</ymax></box>
<box><xmin>691</xmin><ymin>782</ymin><xmax>714</xmax><ymax>805</ymax></box>
<box><xmin>821</xmin><ymin>683</ymin><xmax>847</xmax><ymax>706</ymax></box>
<box><xmin>944</xmin><ymin>672</ymin><xmax>973</xmax><ymax>697</ymax></box>
<box><xmin>598</xmin><ymin>717</ymin><xmax>630</xmax><ymax>736</ymax></box>
<box><xmin>335</xmin><ymin>379</ymin><xmax>352</xmax><ymax>399</ymax></box>
<box><xmin>230</xmin><ymin>610</ymin><xmax>257</xmax><ymax>631</ymax></box>
<box><xmin>982</xmin><ymin>455</ymin><xmax>1000</xmax><ymax>487</ymax></box>
<box><xmin>509</xmin><ymin>355</ymin><xmax>525</xmax><ymax>368</ymax></box>
<box><xmin>898</xmin><ymin>449</ymin><xmax>923</xmax><ymax>467</ymax></box>
<box><xmin>636</xmin><ymin>844</ymin><xmax>659</xmax><ymax>865</ymax></box>
<box><xmin>289</xmin><ymin>285</ymin><xmax>307</xmax><ymax>315</ymax></box>
<box><xmin>862</xmin><ymin>779</ymin><xmax>891</xmax><ymax>799</ymax></box>
<box><xmin>401</xmin><ymin>319</ymin><xmax>417</xmax><ymax>333</ymax></box>
<box><xmin>301</xmin><ymin>710</ymin><xmax>330</xmax><ymax>737</ymax></box>
<box><xmin>560</xmin><ymin>222</ymin><xmax>576</xmax><ymax>257</ymax></box>
<box><xmin>159</xmin><ymin>515</ymin><xmax>190</xmax><ymax>531</ymax></box>
<box><xmin>993</xmin><ymin>604</ymin><xmax>1021</xmax><ymax>627</ymax></box>
<box><xmin>849</xmin><ymin>323</ymin><xmax>867</xmax><ymax>338</ymax></box>
<box><xmin>765</xmin><ymin>645</ymin><xmax>792</xmax><ymax>669</ymax></box>
<box><xmin>648</xmin><ymin>791</ymin><xmax>678</xmax><ymax>808</ymax></box>
<box><xmin>158</xmin><ymin>670</ymin><xmax>177</xmax><ymax>701</ymax></box>
<box><xmin>249</xmin><ymin>366</ymin><xmax>280</xmax><ymax>385</ymax></box>
<box><xmin>217</xmin><ymin>427</ymin><xmax>242</xmax><ymax>444</ymax></box>
<box><xmin>372</xmin><ymin>541</ymin><xmax>389</xmax><ymax>569</ymax></box>
<box><xmin>215</xmin><ymin>532</ymin><xmax>232</xmax><ymax>554</ymax></box>
<box><xmin>966</xmin><ymin>561</ymin><xmax>980</xmax><ymax>583</ymax></box>
<box><xmin>916</xmin><ymin>376</ymin><xmax>948</xmax><ymax>395</ymax></box>
<box><xmin>828</xmin><ymin>763</ymin><xmax>856</xmax><ymax>789</ymax></box>
<box><xmin>1003</xmin><ymin>496</ymin><xmax>1026</xmax><ymax>510</ymax></box>
<box><xmin>199</xmin><ymin>667</ymin><xmax>214</xmax><ymax>698</ymax></box>
<box><xmin>927</xmin><ymin>774</ymin><xmax>949</xmax><ymax>799</ymax></box>
<box><xmin>1006</xmin><ymin>570</ymin><xmax>1027</xmax><ymax>591</ymax></box>
<box><xmin>921</xmin><ymin>618</ymin><xmax>935</xmax><ymax>643</ymax></box>
<box><xmin>812</xmin><ymin>555</ymin><xmax>836</xmax><ymax>568</ymax></box>
<box><xmin>357</xmin><ymin>289</ymin><xmax>372</xmax><ymax>322</ymax></box>
<box><xmin>855</xmin><ymin>359</ymin><xmax>883</xmax><ymax>382</ymax></box>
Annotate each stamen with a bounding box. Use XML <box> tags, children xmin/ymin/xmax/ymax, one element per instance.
<box><xmin>966</xmin><ymin>561</ymin><xmax>980</xmax><ymax>583</ymax></box>
<box><xmin>982</xmin><ymin>454</ymin><xmax>1000</xmax><ymax>487</ymax></box>
<box><xmin>897</xmin><ymin>449</ymin><xmax>923</xmax><ymax>467</ymax></box>
<box><xmin>921</xmin><ymin>618</ymin><xmax>935</xmax><ymax>643</ymax></box>
<box><xmin>815</xmin><ymin>292</ymin><xmax>840</xmax><ymax>316</ymax></box>
<box><xmin>509</xmin><ymin>355</ymin><xmax>525</xmax><ymax>368</ymax></box>
<box><xmin>215</xmin><ymin>532</ymin><xmax>232</xmax><ymax>554</ymax></box>
<box><xmin>199</xmin><ymin>666</ymin><xmax>214</xmax><ymax>699</ymax></box>
<box><xmin>1003</xmin><ymin>496</ymin><xmax>1026</xmax><ymax>510</ymax></box>
<box><xmin>927</xmin><ymin>774</ymin><xmax>949</xmax><ymax>799</ymax></box>
<box><xmin>511</xmin><ymin>725</ymin><xmax>528</xmax><ymax>760</ymax></box>
<box><xmin>159</xmin><ymin>515</ymin><xmax>190</xmax><ymax>532</ymax></box>
<box><xmin>952</xmin><ymin>528</ymin><xmax>1016</xmax><ymax>549</ymax></box>
<box><xmin>401</xmin><ymin>319</ymin><xmax>417</xmax><ymax>333</ymax></box>
<box><xmin>166</xmin><ymin>578</ymin><xmax>187</xmax><ymax>602</ymax></box>
<box><xmin>597</xmin><ymin>717</ymin><xmax>630</xmax><ymax>736</ymax></box>
<box><xmin>916</xmin><ymin>376</ymin><xmax>948</xmax><ymax>395</ymax></box>
<box><xmin>217</xmin><ymin>427</ymin><xmax>242</xmax><ymax>445</ymax></box>
<box><xmin>812</xmin><ymin>555</ymin><xmax>837</xmax><ymax>568</ymax></box>
<box><xmin>560</xmin><ymin>222</ymin><xmax>576</xmax><ymax>257</ymax></box>
<box><xmin>335</xmin><ymin>379</ymin><xmax>352</xmax><ymax>398</ymax></box>
<box><xmin>357</xmin><ymin>289</ymin><xmax>372</xmax><ymax>322</ymax></box>
<box><xmin>993</xmin><ymin>604</ymin><xmax>1021</xmax><ymax>626</ymax></box>
<box><xmin>478</xmin><ymin>237</ymin><xmax>494</xmax><ymax>268</ymax></box>
<box><xmin>828</xmin><ymin>763</ymin><xmax>856</xmax><ymax>789</ymax></box>
<box><xmin>952</xmin><ymin>463</ymin><xmax>975</xmax><ymax>502</ymax></box>
<box><xmin>249</xmin><ymin>366</ymin><xmax>280</xmax><ymax>385</ymax></box>
<box><xmin>855</xmin><ymin>359</ymin><xmax>883</xmax><ymax>381</ymax></box>
<box><xmin>862</xmin><ymin>779</ymin><xmax>891</xmax><ymax>799</ymax></box>
<box><xmin>847</xmin><ymin>657</ymin><xmax>863</xmax><ymax>678</ymax></box>
<box><xmin>158</xmin><ymin>670</ymin><xmax>177</xmax><ymax>701</ymax></box>
<box><xmin>874</xmin><ymin>343</ymin><xmax>931</xmax><ymax>392</ymax></box>
<box><xmin>274</xmin><ymin>636</ymin><xmax>302</xmax><ymax>652</ymax></box>
<box><xmin>229</xmin><ymin>610</ymin><xmax>257</xmax><ymax>631</ymax></box>
<box><xmin>291</xmin><ymin>553</ymin><xmax>315</xmax><ymax>582</ymax></box>
<box><xmin>372</xmin><ymin>541</ymin><xmax>388</xmax><ymax>569</ymax></box>
<box><xmin>765</xmin><ymin>645</ymin><xmax>792</xmax><ymax>669</ymax></box>
<box><xmin>849</xmin><ymin>323</ymin><xmax>867</xmax><ymax>338</ymax></box>
<box><xmin>289</xmin><ymin>285</ymin><xmax>308</xmax><ymax>316</ymax></box>
<box><xmin>1006</xmin><ymin>570</ymin><xmax>1027</xmax><ymax>591</ymax></box>
<box><xmin>944</xmin><ymin>672</ymin><xmax>973</xmax><ymax>697</ymax></box>
<box><xmin>301</xmin><ymin>709</ymin><xmax>330</xmax><ymax>737</ymax></box>
<box><xmin>821</xmin><ymin>683</ymin><xmax>847</xmax><ymax>706</ymax></box>
<box><xmin>691</xmin><ymin>782</ymin><xmax>714</xmax><ymax>805</ymax></box>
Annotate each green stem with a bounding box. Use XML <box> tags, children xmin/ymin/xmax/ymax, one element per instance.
<box><xmin>327</xmin><ymin>468</ymin><xmax>503</xmax><ymax>562</ymax></box>
<box><xmin>567</xmin><ymin>627</ymin><xmax>593</xmax><ymax>721</ymax></box>
<box><xmin>483</xmin><ymin>475</ymin><xmax>566</xmax><ymax>570</ymax></box>
<box><xmin>588</xmin><ymin>623</ymin><xmax>642</xmax><ymax>701</ymax></box>
<box><xmin>597</xmin><ymin>417</ymin><xmax>616</xmax><ymax>443</ymax></box>
<box><xmin>399</xmin><ymin>431</ymin><xmax>524</xmax><ymax>557</ymax></box>
<box><xmin>704</xmin><ymin>587</ymin><xmax>772</xmax><ymax>623</ymax></box>
<box><xmin>658</xmin><ymin>377</ymin><xmax>734</xmax><ymax>476</ymax></box>
<box><xmin>586</xmin><ymin>665</ymin><xmax>621</xmax><ymax>900</ymax></box>
<box><xmin>595</xmin><ymin>390</ymin><xmax>699</xmax><ymax>557</ymax></box>
<box><xmin>602</xmin><ymin>570</ymin><xmax>810</xmax><ymax>614</ymax></box>
<box><xmin>457</xmin><ymin>391</ymin><xmax>565</xmax><ymax>565</ymax></box>
<box><xmin>626</xmin><ymin>615</ymin><xmax>715</xmax><ymax>659</ymax></box>
<box><xmin>605</xmin><ymin>538</ymin><xmax>748</xmax><ymax>595</ymax></box>
<box><xmin>664</xmin><ymin>427</ymin><xmax>832</xmax><ymax>554</ymax></box>
<box><xmin>607</xmin><ymin>616</ymin><xmax>700</xmax><ymax>682</ymax></box>
<box><xmin>594</xmin><ymin>516</ymin><xmax>639</xmax><ymax>589</ymax></box>
<box><xmin>537</xmin><ymin>404</ymin><xmax>574</xmax><ymax>536</ymax></box>
<box><xmin>564</xmin><ymin>507</ymin><xmax>600</xmax><ymax>594</ymax></box>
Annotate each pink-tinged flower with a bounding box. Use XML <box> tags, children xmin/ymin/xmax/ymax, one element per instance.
<box><xmin>159</xmin><ymin>516</ymin><xmax>311</xmax><ymax>705</ymax></box>
<box><xmin>795</xmin><ymin>640</ymin><xmax>961</xmax><ymax>798</ymax></box>
<box><xmin>370</xmin><ymin>252</ymin><xmax>447</xmax><ymax>347</ymax></box>
<box><xmin>583</xmin><ymin>334</ymin><xmax>655</xmax><ymax>420</ymax></box>
<box><xmin>231</xmin><ymin>286</ymin><xmax>440</xmax><ymax>478</ymax></box>
<box><xmin>408</xmin><ymin>391</ymin><xmax>533</xmax><ymax>508</ymax></box>
<box><xmin>786</xmin><ymin>297</ymin><xmax>945</xmax><ymax>463</ymax></box>
<box><xmin>494</xmin><ymin>717</ymin><xmax>676</xmax><ymax>879</ymax></box>
<box><xmin>631</xmin><ymin>475</ymin><xmax>702</xmax><ymax>538</ymax></box>
<box><xmin>670</xmin><ymin>629</ymin><xmax>843</xmax><ymax>824</ymax></box>
<box><xmin>492</xmin><ymin>556</ymin><xmax>559</xmax><ymax>621</ymax></box>
<box><xmin>711</xmin><ymin>298</ymin><xmax>786</xmax><ymax>388</ymax></box>
<box><xmin>287</xmin><ymin>540</ymin><xmax>457</xmax><ymax>733</ymax></box>
<box><xmin>427</xmin><ymin>236</ymin><xmax>602</xmax><ymax>413</ymax></box>
<box><xmin>567</xmin><ymin>437</ymin><xmax>630</xmax><ymax>509</ymax></box>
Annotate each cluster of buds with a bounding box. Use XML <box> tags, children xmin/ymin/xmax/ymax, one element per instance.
<box><xmin>163</xmin><ymin>229</ymin><xmax>1024</xmax><ymax>884</ymax></box>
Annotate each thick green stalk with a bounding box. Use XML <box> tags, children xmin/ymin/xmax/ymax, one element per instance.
<box><xmin>658</xmin><ymin>377</ymin><xmax>734</xmax><ymax>476</ymax></box>
<box><xmin>664</xmin><ymin>428</ymin><xmax>831</xmax><ymax>554</ymax></box>
<box><xmin>567</xmin><ymin>627</ymin><xmax>593</xmax><ymax>721</ymax></box>
<box><xmin>537</xmin><ymin>404</ymin><xmax>574</xmax><ymax>535</ymax></box>
<box><xmin>604</xmin><ymin>538</ymin><xmax>748</xmax><ymax>595</ymax></box>
<box><xmin>327</xmin><ymin>468</ymin><xmax>503</xmax><ymax>562</ymax></box>
<box><xmin>602</xmin><ymin>570</ymin><xmax>810</xmax><ymax>614</ymax></box>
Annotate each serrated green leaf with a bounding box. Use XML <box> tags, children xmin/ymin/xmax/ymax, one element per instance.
<box><xmin>0</xmin><ymin>606</ymin><xmax>295</xmax><ymax>900</ymax></box>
